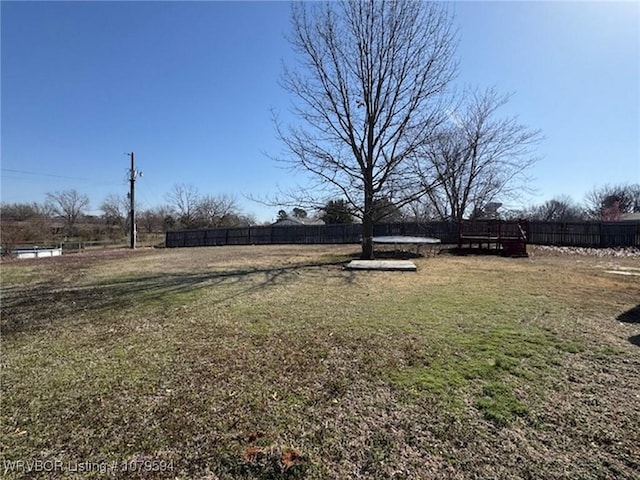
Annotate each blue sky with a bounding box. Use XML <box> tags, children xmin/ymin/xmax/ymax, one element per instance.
<box><xmin>2</xmin><ymin>1</ymin><xmax>638</xmax><ymax>223</ymax></box>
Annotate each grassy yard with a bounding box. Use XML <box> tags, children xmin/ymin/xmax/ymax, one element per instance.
<box><xmin>1</xmin><ymin>245</ymin><xmax>639</xmax><ymax>479</ymax></box>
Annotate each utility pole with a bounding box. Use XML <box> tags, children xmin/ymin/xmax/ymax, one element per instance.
<box><xmin>127</xmin><ymin>152</ymin><xmax>142</xmax><ymax>249</ymax></box>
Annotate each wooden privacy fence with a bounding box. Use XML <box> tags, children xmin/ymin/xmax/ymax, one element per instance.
<box><xmin>165</xmin><ymin>220</ymin><xmax>640</xmax><ymax>249</ymax></box>
<box><xmin>165</xmin><ymin>222</ymin><xmax>458</xmax><ymax>248</ymax></box>
<box><xmin>527</xmin><ymin>221</ymin><xmax>640</xmax><ymax>248</ymax></box>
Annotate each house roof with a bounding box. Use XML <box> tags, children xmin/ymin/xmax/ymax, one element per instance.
<box><xmin>620</xmin><ymin>212</ymin><xmax>640</xmax><ymax>221</ymax></box>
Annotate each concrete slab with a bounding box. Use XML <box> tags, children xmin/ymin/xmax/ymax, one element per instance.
<box><xmin>345</xmin><ymin>260</ymin><xmax>417</xmax><ymax>271</ymax></box>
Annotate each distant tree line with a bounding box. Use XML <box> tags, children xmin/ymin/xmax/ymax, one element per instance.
<box><xmin>1</xmin><ymin>182</ymin><xmax>637</xmax><ymax>254</ymax></box>
<box><xmin>0</xmin><ymin>183</ymin><xmax>256</xmax><ymax>253</ymax></box>
<box><xmin>511</xmin><ymin>183</ymin><xmax>640</xmax><ymax>222</ymax></box>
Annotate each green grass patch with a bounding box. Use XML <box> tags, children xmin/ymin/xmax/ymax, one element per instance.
<box><xmin>476</xmin><ymin>381</ymin><xmax>529</xmax><ymax>426</ymax></box>
<box><xmin>557</xmin><ymin>340</ymin><xmax>585</xmax><ymax>354</ymax></box>
<box><xmin>595</xmin><ymin>345</ymin><xmax>626</xmax><ymax>357</ymax></box>
<box><xmin>386</xmin><ymin>320</ymin><xmax>562</xmax><ymax>425</ymax></box>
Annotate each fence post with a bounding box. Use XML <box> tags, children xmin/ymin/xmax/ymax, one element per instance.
<box><xmin>599</xmin><ymin>222</ymin><xmax>604</xmax><ymax>248</ymax></box>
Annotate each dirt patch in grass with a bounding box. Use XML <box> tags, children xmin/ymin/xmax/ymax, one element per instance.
<box><xmin>1</xmin><ymin>245</ymin><xmax>639</xmax><ymax>479</ymax></box>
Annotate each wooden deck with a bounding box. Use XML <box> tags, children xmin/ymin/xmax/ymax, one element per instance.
<box><xmin>458</xmin><ymin>221</ymin><xmax>529</xmax><ymax>257</ymax></box>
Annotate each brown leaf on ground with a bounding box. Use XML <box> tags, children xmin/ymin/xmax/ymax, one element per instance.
<box><xmin>243</xmin><ymin>446</ymin><xmax>262</xmax><ymax>463</ymax></box>
<box><xmin>281</xmin><ymin>448</ymin><xmax>302</xmax><ymax>469</ymax></box>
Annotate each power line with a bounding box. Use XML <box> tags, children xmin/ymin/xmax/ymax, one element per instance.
<box><xmin>1</xmin><ymin>168</ymin><xmax>94</xmax><ymax>182</ymax></box>
<box><xmin>1</xmin><ymin>168</ymin><xmax>124</xmax><ymax>188</ymax></box>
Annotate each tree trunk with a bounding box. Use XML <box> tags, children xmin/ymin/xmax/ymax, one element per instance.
<box><xmin>361</xmin><ymin>188</ymin><xmax>375</xmax><ymax>259</ymax></box>
<box><xmin>362</xmin><ymin>217</ymin><xmax>374</xmax><ymax>260</ymax></box>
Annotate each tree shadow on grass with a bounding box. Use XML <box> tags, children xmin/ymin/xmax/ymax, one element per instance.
<box><xmin>374</xmin><ymin>249</ymin><xmax>424</xmax><ymax>260</ymax></box>
<box><xmin>1</xmin><ymin>260</ymin><xmax>353</xmax><ymax>336</ymax></box>
<box><xmin>616</xmin><ymin>305</ymin><xmax>640</xmax><ymax>348</ymax></box>
<box><xmin>617</xmin><ymin>305</ymin><xmax>640</xmax><ymax>324</ymax></box>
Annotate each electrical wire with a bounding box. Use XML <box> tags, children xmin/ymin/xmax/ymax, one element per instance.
<box><xmin>1</xmin><ymin>168</ymin><xmax>123</xmax><ymax>187</ymax></box>
<box><xmin>1</xmin><ymin>168</ymin><xmax>94</xmax><ymax>181</ymax></box>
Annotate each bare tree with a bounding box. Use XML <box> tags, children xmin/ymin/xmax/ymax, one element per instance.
<box><xmin>165</xmin><ymin>183</ymin><xmax>200</xmax><ymax>228</ymax></box>
<box><xmin>530</xmin><ymin>196</ymin><xmax>585</xmax><ymax>222</ymax></box>
<box><xmin>584</xmin><ymin>183</ymin><xmax>640</xmax><ymax>220</ymax></box>
<box><xmin>1</xmin><ymin>202</ymin><xmax>49</xmax><ymax>222</ymax></box>
<box><xmin>138</xmin><ymin>205</ymin><xmax>175</xmax><ymax>233</ymax></box>
<box><xmin>416</xmin><ymin>87</ymin><xmax>542</xmax><ymax>222</ymax></box>
<box><xmin>235</xmin><ymin>213</ymin><xmax>256</xmax><ymax>227</ymax></box>
<box><xmin>0</xmin><ymin>202</ymin><xmax>52</xmax><ymax>253</ymax></box>
<box><xmin>277</xmin><ymin>0</ymin><xmax>457</xmax><ymax>258</ymax></box>
<box><xmin>195</xmin><ymin>194</ymin><xmax>240</xmax><ymax>228</ymax></box>
<box><xmin>45</xmin><ymin>189</ymin><xmax>90</xmax><ymax>235</ymax></box>
<box><xmin>165</xmin><ymin>187</ymin><xmax>251</xmax><ymax>229</ymax></box>
<box><xmin>100</xmin><ymin>194</ymin><xmax>129</xmax><ymax>235</ymax></box>
<box><xmin>404</xmin><ymin>198</ymin><xmax>440</xmax><ymax>223</ymax></box>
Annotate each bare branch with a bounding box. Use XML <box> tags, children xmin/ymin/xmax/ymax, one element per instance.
<box><xmin>416</xmin><ymin>87</ymin><xmax>542</xmax><ymax>221</ymax></box>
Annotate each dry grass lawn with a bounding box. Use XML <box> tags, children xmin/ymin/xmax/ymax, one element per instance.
<box><xmin>1</xmin><ymin>245</ymin><xmax>639</xmax><ymax>479</ymax></box>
